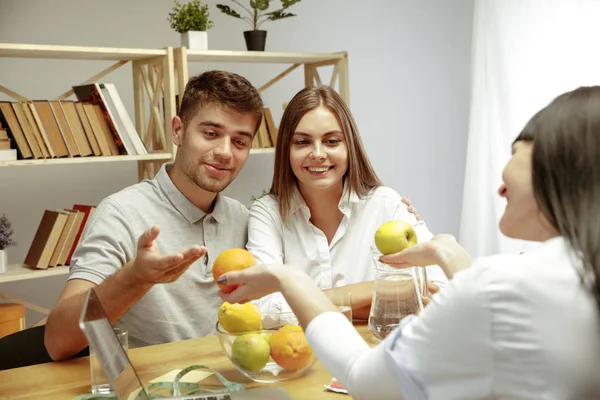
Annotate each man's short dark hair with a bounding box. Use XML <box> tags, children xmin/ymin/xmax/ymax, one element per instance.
<box><xmin>178</xmin><ymin>70</ymin><xmax>264</xmax><ymax>133</ymax></box>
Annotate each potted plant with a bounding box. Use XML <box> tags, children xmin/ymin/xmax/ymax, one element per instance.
<box><xmin>0</xmin><ymin>214</ymin><xmax>16</xmax><ymax>274</ymax></box>
<box><xmin>168</xmin><ymin>0</ymin><xmax>214</xmax><ymax>50</ymax></box>
<box><xmin>216</xmin><ymin>0</ymin><xmax>301</xmax><ymax>51</ymax></box>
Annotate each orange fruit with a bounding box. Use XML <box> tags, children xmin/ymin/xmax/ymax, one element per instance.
<box><xmin>269</xmin><ymin>325</ymin><xmax>313</xmax><ymax>370</ymax></box>
<box><xmin>212</xmin><ymin>248</ymin><xmax>256</xmax><ymax>293</ymax></box>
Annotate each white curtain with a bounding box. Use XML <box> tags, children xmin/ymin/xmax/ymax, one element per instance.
<box><xmin>460</xmin><ymin>0</ymin><xmax>600</xmax><ymax>258</ymax></box>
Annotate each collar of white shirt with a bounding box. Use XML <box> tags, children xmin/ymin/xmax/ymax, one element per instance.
<box><xmin>289</xmin><ymin>181</ymin><xmax>363</xmax><ymax>219</ymax></box>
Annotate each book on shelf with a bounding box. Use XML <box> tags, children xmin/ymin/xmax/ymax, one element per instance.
<box><xmin>250</xmin><ymin>108</ymin><xmax>278</xmax><ymax>149</ymax></box>
<box><xmin>264</xmin><ymin>108</ymin><xmax>278</xmax><ymax>145</ymax></box>
<box><xmin>73</xmin><ymin>83</ymin><xmax>147</xmax><ymax>156</ymax></box>
<box><xmin>0</xmin><ymin>128</ymin><xmax>12</xmax><ymax>151</ymax></box>
<box><xmin>23</xmin><ymin>204</ymin><xmax>96</xmax><ymax>270</ymax></box>
<box><xmin>161</xmin><ymin>95</ymin><xmax>278</xmax><ymax>151</ymax></box>
<box><xmin>0</xmin><ymin>83</ymin><xmax>147</xmax><ymax>161</ymax></box>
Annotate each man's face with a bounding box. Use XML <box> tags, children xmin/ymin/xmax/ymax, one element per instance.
<box><xmin>172</xmin><ymin>102</ymin><xmax>257</xmax><ymax>193</ymax></box>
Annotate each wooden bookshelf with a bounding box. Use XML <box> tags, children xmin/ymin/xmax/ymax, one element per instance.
<box><xmin>0</xmin><ymin>43</ymin><xmax>166</xmax><ymax>61</ymax></box>
<box><xmin>183</xmin><ymin>49</ymin><xmax>347</xmax><ymax>64</ymax></box>
<box><xmin>0</xmin><ymin>43</ymin><xmax>176</xmax><ymax>180</ymax></box>
<box><xmin>0</xmin><ymin>264</ymin><xmax>69</xmax><ymax>284</ymax></box>
<box><xmin>0</xmin><ymin>152</ymin><xmax>173</xmax><ymax>167</ymax></box>
<box><xmin>1</xmin><ymin>44</ymin><xmax>350</xmax><ymax>175</ymax></box>
<box><xmin>174</xmin><ymin>47</ymin><xmax>350</xmax><ymax>107</ymax></box>
<box><xmin>0</xmin><ymin>264</ymin><xmax>70</xmax><ymax>326</ymax></box>
<box><xmin>171</xmin><ymin>47</ymin><xmax>350</xmax><ymax>157</ymax></box>
<box><xmin>249</xmin><ymin>147</ymin><xmax>275</xmax><ymax>155</ymax></box>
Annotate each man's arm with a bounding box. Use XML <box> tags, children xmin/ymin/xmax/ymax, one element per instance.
<box><xmin>45</xmin><ymin>225</ymin><xmax>206</xmax><ymax>361</ymax></box>
<box><xmin>44</xmin><ymin>265</ymin><xmax>152</xmax><ymax>360</ymax></box>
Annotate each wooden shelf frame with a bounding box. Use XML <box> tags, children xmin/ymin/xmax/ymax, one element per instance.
<box><xmin>0</xmin><ymin>44</ymin><xmax>350</xmax><ymax>171</ymax></box>
<box><xmin>0</xmin><ymin>152</ymin><xmax>173</xmax><ymax>167</ymax></box>
<box><xmin>0</xmin><ymin>263</ymin><xmax>70</xmax><ymax>326</ymax></box>
<box><xmin>0</xmin><ymin>264</ymin><xmax>69</xmax><ymax>284</ymax></box>
<box><xmin>171</xmin><ymin>47</ymin><xmax>350</xmax><ymax>157</ymax></box>
<box><xmin>0</xmin><ymin>43</ymin><xmax>176</xmax><ymax>179</ymax></box>
<box><xmin>0</xmin><ymin>43</ymin><xmax>166</xmax><ymax>61</ymax></box>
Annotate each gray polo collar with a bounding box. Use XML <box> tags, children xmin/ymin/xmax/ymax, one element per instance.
<box><xmin>156</xmin><ymin>162</ymin><xmax>226</xmax><ymax>224</ymax></box>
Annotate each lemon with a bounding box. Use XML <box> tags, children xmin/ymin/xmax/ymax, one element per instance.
<box><xmin>374</xmin><ymin>220</ymin><xmax>418</xmax><ymax>255</ymax></box>
<box><xmin>218</xmin><ymin>302</ymin><xmax>262</xmax><ymax>333</ymax></box>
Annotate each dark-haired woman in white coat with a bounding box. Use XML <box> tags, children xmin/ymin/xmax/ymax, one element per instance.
<box><xmin>217</xmin><ymin>86</ymin><xmax>600</xmax><ymax>400</ymax></box>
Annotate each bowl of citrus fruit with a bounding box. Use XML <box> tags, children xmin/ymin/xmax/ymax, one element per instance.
<box><xmin>215</xmin><ymin>301</ymin><xmax>317</xmax><ymax>383</ymax></box>
<box><xmin>212</xmin><ymin>248</ymin><xmax>317</xmax><ymax>382</ymax></box>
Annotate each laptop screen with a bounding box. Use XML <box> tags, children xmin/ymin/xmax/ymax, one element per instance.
<box><xmin>79</xmin><ymin>287</ymin><xmax>149</xmax><ymax>400</ymax></box>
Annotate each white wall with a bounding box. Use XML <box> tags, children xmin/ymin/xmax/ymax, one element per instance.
<box><xmin>0</xmin><ymin>0</ymin><xmax>473</xmax><ymax>326</ymax></box>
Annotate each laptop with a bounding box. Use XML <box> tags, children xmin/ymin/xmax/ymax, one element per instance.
<box><xmin>78</xmin><ymin>287</ymin><xmax>291</xmax><ymax>400</ymax></box>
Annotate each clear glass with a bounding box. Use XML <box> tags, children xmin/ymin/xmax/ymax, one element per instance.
<box><xmin>415</xmin><ymin>266</ymin><xmax>429</xmax><ymax>299</ymax></box>
<box><xmin>368</xmin><ymin>246</ymin><xmax>423</xmax><ymax>341</ymax></box>
<box><xmin>90</xmin><ymin>327</ymin><xmax>129</xmax><ymax>394</ymax></box>
<box><xmin>326</xmin><ymin>291</ymin><xmax>353</xmax><ymax>321</ymax></box>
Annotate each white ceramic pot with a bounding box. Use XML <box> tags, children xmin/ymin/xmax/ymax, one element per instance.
<box><xmin>181</xmin><ymin>31</ymin><xmax>208</xmax><ymax>50</ymax></box>
<box><xmin>0</xmin><ymin>249</ymin><xmax>7</xmax><ymax>274</ymax></box>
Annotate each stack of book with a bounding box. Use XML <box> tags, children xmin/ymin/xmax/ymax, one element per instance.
<box><xmin>0</xmin><ymin>83</ymin><xmax>147</xmax><ymax>161</ymax></box>
<box><xmin>23</xmin><ymin>205</ymin><xmax>96</xmax><ymax>270</ymax></box>
<box><xmin>251</xmin><ymin>108</ymin><xmax>278</xmax><ymax>149</ymax></box>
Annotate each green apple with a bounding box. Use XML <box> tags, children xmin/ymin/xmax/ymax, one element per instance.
<box><xmin>232</xmin><ymin>333</ymin><xmax>270</xmax><ymax>372</ymax></box>
<box><xmin>374</xmin><ymin>220</ymin><xmax>417</xmax><ymax>255</ymax></box>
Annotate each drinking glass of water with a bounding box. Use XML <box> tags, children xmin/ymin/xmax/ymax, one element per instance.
<box><xmin>326</xmin><ymin>291</ymin><xmax>353</xmax><ymax>321</ymax></box>
<box><xmin>368</xmin><ymin>246</ymin><xmax>423</xmax><ymax>341</ymax></box>
<box><xmin>90</xmin><ymin>327</ymin><xmax>128</xmax><ymax>394</ymax></box>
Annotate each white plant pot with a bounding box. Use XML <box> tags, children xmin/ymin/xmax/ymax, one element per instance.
<box><xmin>181</xmin><ymin>31</ymin><xmax>208</xmax><ymax>50</ymax></box>
<box><xmin>0</xmin><ymin>249</ymin><xmax>7</xmax><ymax>274</ymax></box>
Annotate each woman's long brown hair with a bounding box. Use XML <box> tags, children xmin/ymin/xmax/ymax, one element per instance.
<box><xmin>270</xmin><ymin>86</ymin><xmax>382</xmax><ymax>221</ymax></box>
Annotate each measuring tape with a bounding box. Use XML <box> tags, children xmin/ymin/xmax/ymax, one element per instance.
<box><xmin>72</xmin><ymin>365</ymin><xmax>246</xmax><ymax>399</ymax></box>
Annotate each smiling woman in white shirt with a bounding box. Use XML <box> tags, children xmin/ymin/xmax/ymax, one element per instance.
<box><xmin>219</xmin><ymin>85</ymin><xmax>600</xmax><ymax>399</ymax></box>
<box><xmin>246</xmin><ymin>85</ymin><xmax>447</xmax><ymax>317</ymax></box>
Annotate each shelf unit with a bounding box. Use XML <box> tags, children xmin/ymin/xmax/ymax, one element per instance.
<box><xmin>0</xmin><ymin>264</ymin><xmax>70</xmax><ymax>326</ymax></box>
<box><xmin>0</xmin><ymin>43</ymin><xmax>176</xmax><ymax>180</ymax></box>
<box><xmin>0</xmin><ymin>43</ymin><xmax>179</xmax><ymax>326</ymax></box>
<box><xmin>0</xmin><ymin>264</ymin><xmax>69</xmax><ymax>285</ymax></box>
<box><xmin>171</xmin><ymin>48</ymin><xmax>350</xmax><ymax>157</ymax></box>
<box><xmin>0</xmin><ymin>43</ymin><xmax>351</xmax><ymax>325</ymax></box>
<box><xmin>173</xmin><ymin>48</ymin><xmax>349</xmax><ymax>102</ymax></box>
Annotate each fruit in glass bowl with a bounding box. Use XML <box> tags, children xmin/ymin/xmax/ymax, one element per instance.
<box><xmin>216</xmin><ymin>312</ymin><xmax>317</xmax><ymax>383</ymax></box>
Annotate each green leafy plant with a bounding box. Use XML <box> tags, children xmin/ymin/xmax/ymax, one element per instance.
<box><xmin>0</xmin><ymin>214</ymin><xmax>16</xmax><ymax>251</ymax></box>
<box><xmin>168</xmin><ymin>0</ymin><xmax>214</xmax><ymax>33</ymax></box>
<box><xmin>216</xmin><ymin>0</ymin><xmax>301</xmax><ymax>30</ymax></box>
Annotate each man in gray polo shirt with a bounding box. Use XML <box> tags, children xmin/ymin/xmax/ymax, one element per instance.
<box><xmin>45</xmin><ymin>70</ymin><xmax>265</xmax><ymax>361</ymax></box>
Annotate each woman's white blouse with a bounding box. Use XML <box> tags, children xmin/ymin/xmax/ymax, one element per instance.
<box><xmin>304</xmin><ymin>236</ymin><xmax>600</xmax><ymax>399</ymax></box>
<box><xmin>246</xmin><ymin>186</ymin><xmax>447</xmax><ymax>312</ymax></box>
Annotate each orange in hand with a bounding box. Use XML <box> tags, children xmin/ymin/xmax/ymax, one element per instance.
<box><xmin>269</xmin><ymin>325</ymin><xmax>313</xmax><ymax>370</ymax></box>
<box><xmin>212</xmin><ymin>248</ymin><xmax>256</xmax><ymax>293</ymax></box>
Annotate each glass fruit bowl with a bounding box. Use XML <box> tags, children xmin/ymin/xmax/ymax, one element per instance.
<box><xmin>215</xmin><ymin>312</ymin><xmax>317</xmax><ymax>383</ymax></box>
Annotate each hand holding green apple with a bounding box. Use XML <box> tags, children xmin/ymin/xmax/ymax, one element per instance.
<box><xmin>379</xmin><ymin>233</ymin><xmax>472</xmax><ymax>279</ymax></box>
<box><xmin>374</xmin><ymin>220</ymin><xmax>418</xmax><ymax>255</ymax></box>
